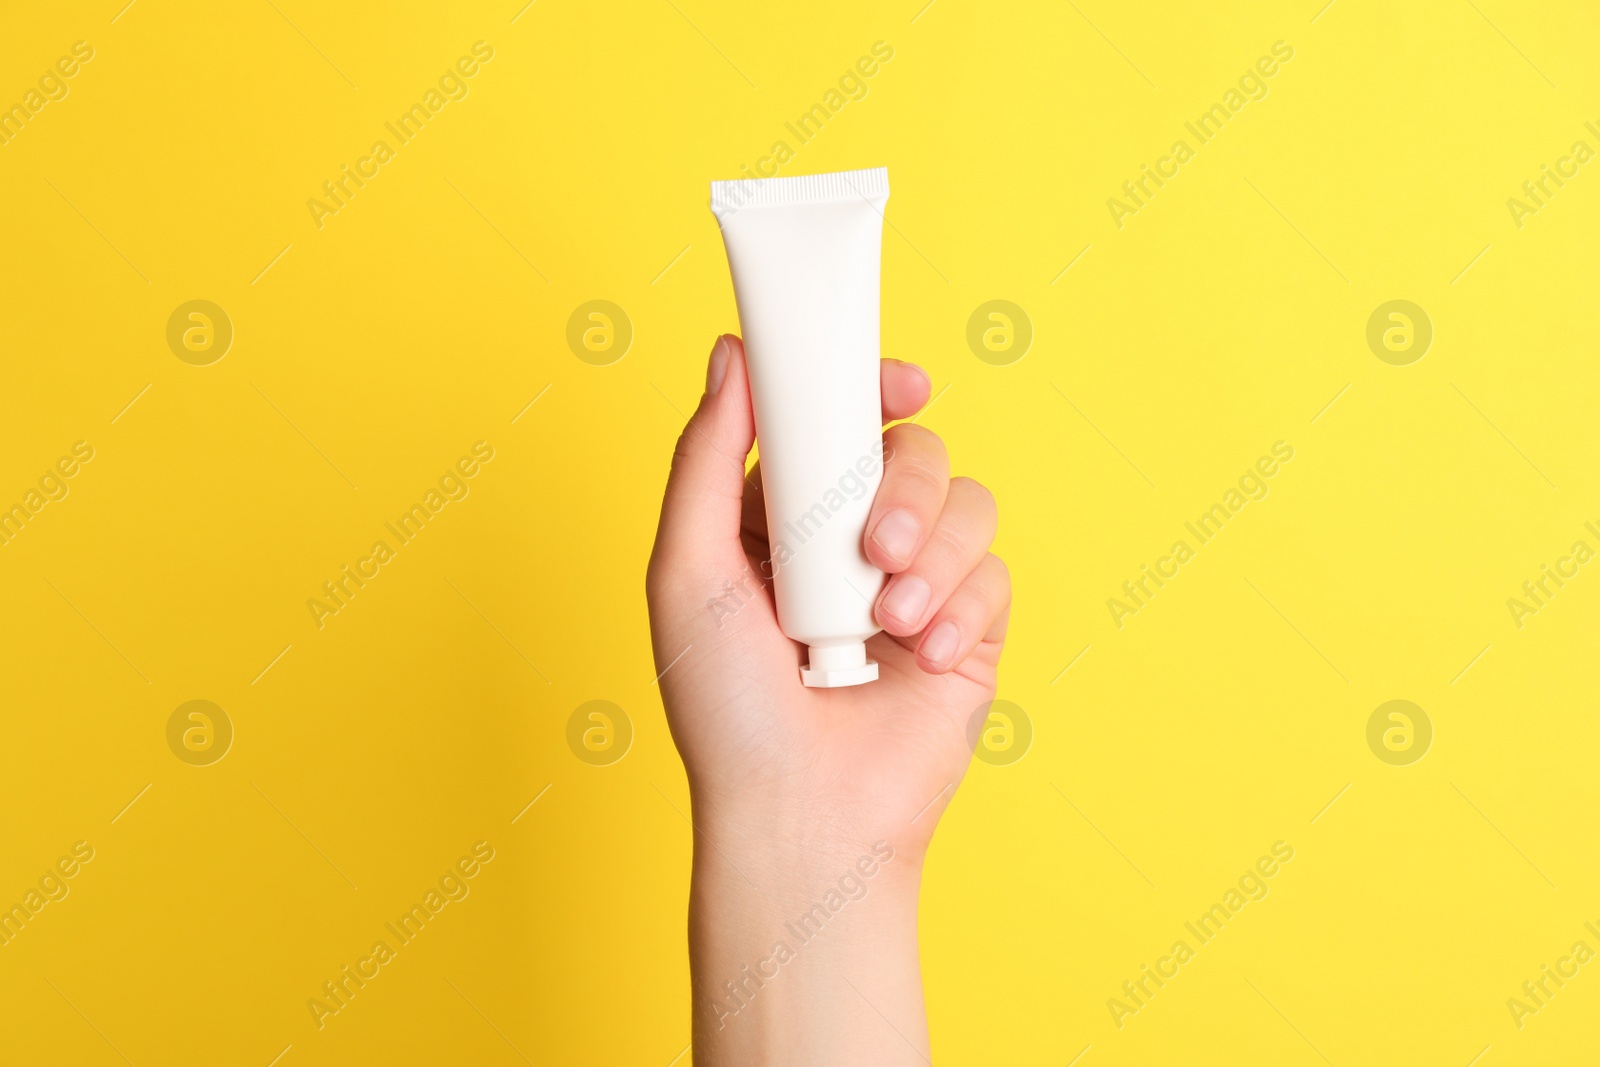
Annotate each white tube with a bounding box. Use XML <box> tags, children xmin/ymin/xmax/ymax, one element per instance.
<box><xmin>710</xmin><ymin>167</ymin><xmax>889</xmax><ymax>688</ymax></box>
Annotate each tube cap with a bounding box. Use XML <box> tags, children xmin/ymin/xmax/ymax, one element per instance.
<box><xmin>801</xmin><ymin>642</ymin><xmax>878</xmax><ymax>688</ymax></box>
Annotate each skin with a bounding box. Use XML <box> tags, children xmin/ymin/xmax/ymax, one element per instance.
<box><xmin>646</xmin><ymin>335</ymin><xmax>1011</xmax><ymax>1065</ymax></box>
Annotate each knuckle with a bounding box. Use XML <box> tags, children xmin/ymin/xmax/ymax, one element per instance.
<box><xmin>884</xmin><ymin>422</ymin><xmax>949</xmax><ymax>466</ymax></box>
<box><xmin>892</xmin><ymin>457</ymin><xmax>946</xmax><ymax>500</ymax></box>
<box><xmin>952</xmin><ymin>477</ymin><xmax>998</xmax><ymax>526</ymax></box>
<box><xmin>928</xmin><ymin>520</ymin><xmax>967</xmax><ymax>554</ymax></box>
<box><xmin>644</xmin><ymin>550</ymin><xmax>674</xmax><ymax>604</ymax></box>
<box><xmin>669</xmin><ymin>430</ymin><xmax>697</xmax><ymax>473</ymax></box>
<box><xmin>884</xmin><ymin>420</ymin><xmax>934</xmax><ymax>446</ymax></box>
<box><xmin>951</xmin><ymin>476</ymin><xmax>995</xmax><ymax>508</ymax></box>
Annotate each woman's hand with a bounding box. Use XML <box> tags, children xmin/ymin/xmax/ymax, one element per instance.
<box><xmin>646</xmin><ymin>334</ymin><xmax>1010</xmax><ymax>1064</ymax></box>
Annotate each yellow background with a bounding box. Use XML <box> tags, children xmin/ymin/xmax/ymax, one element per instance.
<box><xmin>2</xmin><ymin>0</ymin><xmax>1598</xmax><ymax>1063</ymax></box>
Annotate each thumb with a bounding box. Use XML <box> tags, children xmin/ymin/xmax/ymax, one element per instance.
<box><xmin>650</xmin><ymin>334</ymin><xmax>756</xmax><ymax>578</ymax></box>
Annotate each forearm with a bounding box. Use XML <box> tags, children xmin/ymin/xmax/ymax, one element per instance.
<box><xmin>687</xmin><ymin>813</ymin><xmax>930</xmax><ymax>1065</ymax></box>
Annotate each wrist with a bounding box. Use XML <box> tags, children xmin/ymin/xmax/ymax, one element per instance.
<box><xmin>690</xmin><ymin>795</ymin><xmax>926</xmax><ymax>894</ymax></box>
<box><xmin>686</xmin><ymin>805</ymin><xmax>930</xmax><ymax>1064</ymax></box>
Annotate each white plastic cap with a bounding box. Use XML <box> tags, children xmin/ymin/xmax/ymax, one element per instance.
<box><xmin>801</xmin><ymin>642</ymin><xmax>878</xmax><ymax>688</ymax></box>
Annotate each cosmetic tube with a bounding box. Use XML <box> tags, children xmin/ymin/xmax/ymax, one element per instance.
<box><xmin>710</xmin><ymin>167</ymin><xmax>890</xmax><ymax>687</ymax></box>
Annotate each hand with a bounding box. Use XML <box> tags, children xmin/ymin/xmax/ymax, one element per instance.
<box><xmin>646</xmin><ymin>334</ymin><xmax>1010</xmax><ymax>1064</ymax></box>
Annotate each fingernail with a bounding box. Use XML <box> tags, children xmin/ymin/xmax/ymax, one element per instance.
<box><xmin>879</xmin><ymin>574</ymin><xmax>931</xmax><ymax>628</ymax></box>
<box><xmin>871</xmin><ymin>508</ymin><xmax>919</xmax><ymax>565</ymax></box>
<box><xmin>706</xmin><ymin>336</ymin><xmax>731</xmax><ymax>394</ymax></box>
<box><xmin>919</xmin><ymin>620</ymin><xmax>959</xmax><ymax>667</ymax></box>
